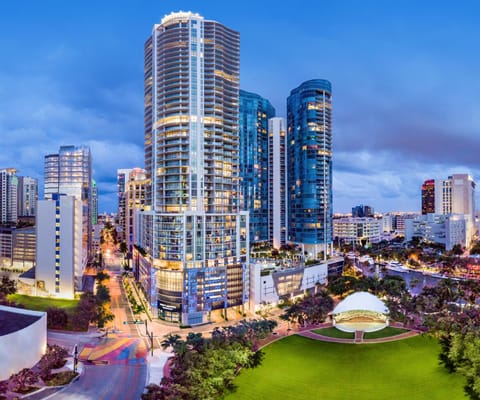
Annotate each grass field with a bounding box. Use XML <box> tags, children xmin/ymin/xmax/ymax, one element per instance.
<box><xmin>363</xmin><ymin>327</ymin><xmax>408</xmax><ymax>339</ymax></box>
<box><xmin>312</xmin><ymin>327</ymin><xmax>354</xmax><ymax>339</ymax></box>
<box><xmin>8</xmin><ymin>294</ymin><xmax>79</xmax><ymax>313</ymax></box>
<box><xmin>225</xmin><ymin>335</ymin><xmax>467</xmax><ymax>400</ymax></box>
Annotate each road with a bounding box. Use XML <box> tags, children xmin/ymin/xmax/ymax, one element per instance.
<box><xmin>48</xmin><ymin>259</ymin><xmax>147</xmax><ymax>400</ymax></box>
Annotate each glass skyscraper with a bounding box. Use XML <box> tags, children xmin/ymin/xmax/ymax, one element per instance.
<box><xmin>239</xmin><ymin>90</ymin><xmax>275</xmax><ymax>243</ymax></box>
<box><xmin>142</xmin><ymin>12</ymin><xmax>249</xmax><ymax>325</ymax></box>
<box><xmin>287</xmin><ymin>79</ymin><xmax>333</xmax><ymax>258</ymax></box>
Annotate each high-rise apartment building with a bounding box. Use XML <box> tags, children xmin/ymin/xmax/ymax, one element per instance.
<box><xmin>36</xmin><ymin>194</ymin><xmax>82</xmax><ymax>299</ymax></box>
<box><xmin>268</xmin><ymin>117</ymin><xmax>288</xmax><ymax>248</ymax></box>
<box><xmin>44</xmin><ymin>145</ymin><xmax>92</xmax><ymax>271</ymax></box>
<box><xmin>125</xmin><ymin>168</ymin><xmax>148</xmax><ymax>252</ymax></box>
<box><xmin>0</xmin><ymin>168</ymin><xmax>18</xmax><ymax>224</ymax></box>
<box><xmin>239</xmin><ymin>90</ymin><xmax>275</xmax><ymax>243</ymax></box>
<box><xmin>434</xmin><ymin>174</ymin><xmax>475</xmax><ymax>220</ymax></box>
<box><xmin>91</xmin><ymin>179</ymin><xmax>98</xmax><ymax>225</ymax></box>
<box><xmin>287</xmin><ymin>79</ymin><xmax>333</xmax><ymax>259</ymax></box>
<box><xmin>17</xmin><ymin>176</ymin><xmax>38</xmax><ymax>217</ymax></box>
<box><xmin>421</xmin><ymin>179</ymin><xmax>435</xmax><ymax>215</ymax></box>
<box><xmin>141</xmin><ymin>11</ymin><xmax>249</xmax><ymax>324</ymax></box>
<box><xmin>117</xmin><ymin>168</ymin><xmax>133</xmax><ymax>242</ymax></box>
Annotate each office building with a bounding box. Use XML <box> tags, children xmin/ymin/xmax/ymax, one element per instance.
<box><xmin>36</xmin><ymin>194</ymin><xmax>82</xmax><ymax>299</ymax></box>
<box><xmin>287</xmin><ymin>79</ymin><xmax>333</xmax><ymax>259</ymax></box>
<box><xmin>140</xmin><ymin>11</ymin><xmax>249</xmax><ymax>324</ymax></box>
<box><xmin>421</xmin><ymin>179</ymin><xmax>435</xmax><ymax>215</ymax></box>
<box><xmin>352</xmin><ymin>204</ymin><xmax>374</xmax><ymax>218</ymax></box>
<box><xmin>0</xmin><ymin>168</ymin><xmax>18</xmax><ymax>224</ymax></box>
<box><xmin>17</xmin><ymin>176</ymin><xmax>38</xmax><ymax>217</ymax></box>
<box><xmin>268</xmin><ymin>117</ymin><xmax>288</xmax><ymax>248</ymax></box>
<box><xmin>239</xmin><ymin>90</ymin><xmax>275</xmax><ymax>243</ymax></box>
<box><xmin>44</xmin><ymin>145</ymin><xmax>92</xmax><ymax>273</ymax></box>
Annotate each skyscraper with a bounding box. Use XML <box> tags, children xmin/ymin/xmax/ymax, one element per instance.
<box><xmin>421</xmin><ymin>179</ymin><xmax>435</xmax><ymax>214</ymax></box>
<box><xmin>268</xmin><ymin>117</ymin><xmax>288</xmax><ymax>248</ymax></box>
<box><xmin>91</xmin><ymin>179</ymin><xmax>98</xmax><ymax>225</ymax></box>
<box><xmin>287</xmin><ymin>79</ymin><xmax>333</xmax><ymax>259</ymax></box>
<box><xmin>17</xmin><ymin>176</ymin><xmax>38</xmax><ymax>217</ymax></box>
<box><xmin>239</xmin><ymin>90</ymin><xmax>275</xmax><ymax>243</ymax></box>
<box><xmin>117</xmin><ymin>168</ymin><xmax>133</xmax><ymax>242</ymax></box>
<box><xmin>141</xmin><ymin>11</ymin><xmax>248</xmax><ymax>324</ymax></box>
<box><xmin>44</xmin><ymin>145</ymin><xmax>92</xmax><ymax>271</ymax></box>
<box><xmin>0</xmin><ymin>168</ymin><xmax>18</xmax><ymax>224</ymax></box>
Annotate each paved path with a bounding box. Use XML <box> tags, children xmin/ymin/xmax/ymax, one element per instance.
<box><xmin>296</xmin><ymin>325</ymin><xmax>420</xmax><ymax>344</ymax></box>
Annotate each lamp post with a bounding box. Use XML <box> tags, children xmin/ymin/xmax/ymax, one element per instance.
<box><xmin>73</xmin><ymin>344</ymin><xmax>78</xmax><ymax>374</ymax></box>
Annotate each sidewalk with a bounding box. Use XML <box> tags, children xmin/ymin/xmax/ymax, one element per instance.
<box><xmin>146</xmin><ymin>349</ymin><xmax>174</xmax><ymax>386</ymax></box>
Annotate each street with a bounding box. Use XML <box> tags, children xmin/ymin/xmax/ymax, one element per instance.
<box><xmin>47</xmin><ymin>257</ymin><xmax>148</xmax><ymax>400</ymax></box>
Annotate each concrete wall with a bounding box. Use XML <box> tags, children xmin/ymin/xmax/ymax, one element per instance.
<box><xmin>0</xmin><ymin>306</ymin><xmax>47</xmax><ymax>381</ymax></box>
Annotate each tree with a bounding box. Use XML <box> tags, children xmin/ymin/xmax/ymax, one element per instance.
<box><xmin>95</xmin><ymin>271</ymin><xmax>110</xmax><ymax>284</ymax></box>
<box><xmin>46</xmin><ymin>307</ymin><xmax>69</xmax><ymax>330</ymax></box>
<box><xmin>72</xmin><ymin>292</ymin><xmax>98</xmax><ymax>330</ymax></box>
<box><xmin>281</xmin><ymin>290</ymin><xmax>333</xmax><ymax>327</ymax></box>
<box><xmin>0</xmin><ymin>275</ymin><xmax>16</xmax><ymax>302</ymax></box>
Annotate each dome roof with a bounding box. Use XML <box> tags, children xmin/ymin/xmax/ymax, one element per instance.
<box><xmin>332</xmin><ymin>291</ymin><xmax>389</xmax><ymax>315</ymax></box>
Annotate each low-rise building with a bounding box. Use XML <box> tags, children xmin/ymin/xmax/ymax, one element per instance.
<box><xmin>249</xmin><ymin>257</ymin><xmax>343</xmax><ymax>312</ymax></box>
<box><xmin>404</xmin><ymin>213</ymin><xmax>469</xmax><ymax>251</ymax></box>
<box><xmin>333</xmin><ymin>217</ymin><xmax>381</xmax><ymax>246</ymax></box>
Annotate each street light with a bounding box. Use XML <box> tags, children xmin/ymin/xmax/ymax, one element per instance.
<box><xmin>73</xmin><ymin>344</ymin><xmax>78</xmax><ymax>374</ymax></box>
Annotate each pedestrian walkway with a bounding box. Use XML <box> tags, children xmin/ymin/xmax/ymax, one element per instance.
<box><xmin>296</xmin><ymin>324</ymin><xmax>419</xmax><ymax>344</ymax></box>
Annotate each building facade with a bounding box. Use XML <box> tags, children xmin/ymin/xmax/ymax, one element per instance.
<box><xmin>44</xmin><ymin>145</ymin><xmax>92</xmax><ymax>269</ymax></box>
<box><xmin>17</xmin><ymin>176</ymin><xmax>38</xmax><ymax>217</ymax></box>
<box><xmin>421</xmin><ymin>179</ymin><xmax>435</xmax><ymax>215</ymax></box>
<box><xmin>333</xmin><ymin>217</ymin><xmax>382</xmax><ymax>246</ymax></box>
<box><xmin>0</xmin><ymin>168</ymin><xmax>18</xmax><ymax>224</ymax></box>
<box><xmin>352</xmin><ymin>204</ymin><xmax>374</xmax><ymax>218</ymax></box>
<box><xmin>141</xmin><ymin>11</ymin><xmax>249</xmax><ymax>325</ymax></box>
<box><xmin>405</xmin><ymin>213</ymin><xmax>468</xmax><ymax>251</ymax></box>
<box><xmin>239</xmin><ymin>90</ymin><xmax>275</xmax><ymax>243</ymax></box>
<box><xmin>268</xmin><ymin>117</ymin><xmax>288</xmax><ymax>248</ymax></box>
<box><xmin>125</xmin><ymin>168</ymin><xmax>148</xmax><ymax>252</ymax></box>
<box><xmin>36</xmin><ymin>194</ymin><xmax>82</xmax><ymax>298</ymax></box>
<box><xmin>117</xmin><ymin>168</ymin><xmax>133</xmax><ymax>242</ymax></box>
<box><xmin>287</xmin><ymin>79</ymin><xmax>333</xmax><ymax>259</ymax></box>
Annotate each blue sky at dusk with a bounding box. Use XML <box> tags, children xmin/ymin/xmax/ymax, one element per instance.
<box><xmin>1</xmin><ymin>0</ymin><xmax>480</xmax><ymax>213</ymax></box>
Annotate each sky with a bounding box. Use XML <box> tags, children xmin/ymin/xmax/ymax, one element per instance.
<box><xmin>1</xmin><ymin>0</ymin><xmax>480</xmax><ymax>214</ymax></box>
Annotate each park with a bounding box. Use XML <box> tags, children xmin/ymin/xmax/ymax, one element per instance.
<box><xmin>225</xmin><ymin>333</ymin><xmax>467</xmax><ymax>400</ymax></box>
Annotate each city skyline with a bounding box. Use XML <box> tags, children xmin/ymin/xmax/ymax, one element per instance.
<box><xmin>1</xmin><ymin>0</ymin><xmax>480</xmax><ymax>213</ymax></box>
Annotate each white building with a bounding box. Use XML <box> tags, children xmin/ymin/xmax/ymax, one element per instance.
<box><xmin>333</xmin><ymin>217</ymin><xmax>382</xmax><ymax>246</ymax></box>
<box><xmin>249</xmin><ymin>257</ymin><xmax>343</xmax><ymax>311</ymax></box>
<box><xmin>268</xmin><ymin>117</ymin><xmax>288</xmax><ymax>248</ymax></box>
<box><xmin>404</xmin><ymin>213</ymin><xmax>468</xmax><ymax>251</ymax></box>
<box><xmin>0</xmin><ymin>305</ymin><xmax>47</xmax><ymax>381</ymax></box>
<box><xmin>434</xmin><ymin>174</ymin><xmax>475</xmax><ymax>242</ymax></box>
<box><xmin>36</xmin><ymin>194</ymin><xmax>82</xmax><ymax>298</ymax></box>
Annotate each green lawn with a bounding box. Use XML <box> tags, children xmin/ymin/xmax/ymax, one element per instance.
<box><xmin>312</xmin><ymin>327</ymin><xmax>354</xmax><ymax>339</ymax></box>
<box><xmin>363</xmin><ymin>327</ymin><xmax>408</xmax><ymax>339</ymax></box>
<box><xmin>225</xmin><ymin>335</ymin><xmax>467</xmax><ymax>400</ymax></box>
<box><xmin>8</xmin><ymin>294</ymin><xmax>79</xmax><ymax>313</ymax></box>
